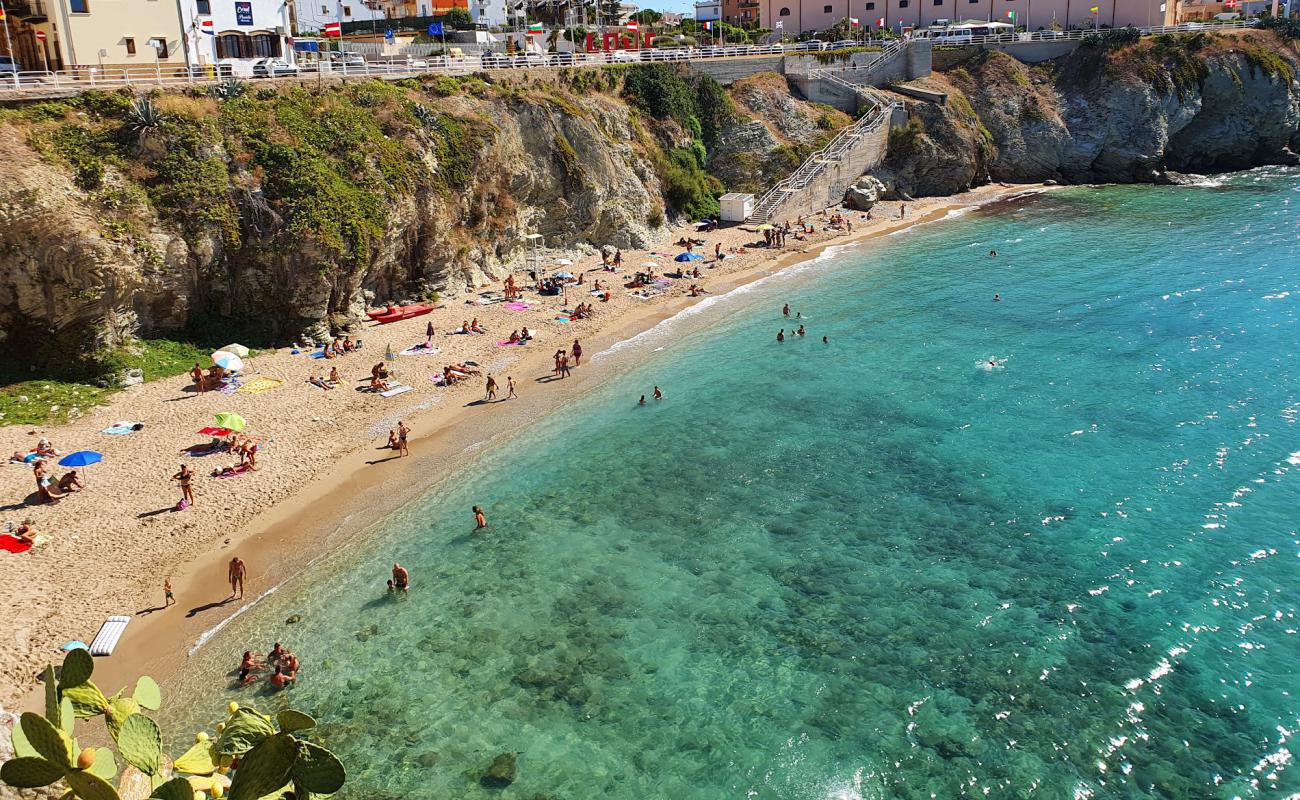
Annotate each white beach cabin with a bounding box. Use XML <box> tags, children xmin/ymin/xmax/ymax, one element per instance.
<box><xmin>720</xmin><ymin>193</ymin><xmax>755</xmax><ymax>224</ymax></box>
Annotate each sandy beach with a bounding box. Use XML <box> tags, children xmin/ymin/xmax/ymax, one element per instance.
<box><xmin>0</xmin><ymin>183</ymin><xmax>1041</xmax><ymax>712</ymax></box>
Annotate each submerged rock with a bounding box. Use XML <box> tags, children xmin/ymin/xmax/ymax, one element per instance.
<box><xmin>480</xmin><ymin>752</ymin><xmax>517</xmax><ymax>788</ymax></box>
<box><xmin>285</xmin><ymin>614</ymin><xmax>302</xmax><ymax>624</ymax></box>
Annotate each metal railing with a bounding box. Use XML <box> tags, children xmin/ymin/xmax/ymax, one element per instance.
<box><xmin>746</xmin><ymin>74</ymin><xmax>899</xmax><ymax>223</ymax></box>
<box><xmin>0</xmin><ymin>39</ymin><xmax>853</xmax><ymax>96</ymax></box>
<box><xmin>919</xmin><ymin>18</ymin><xmax>1257</xmax><ymax>47</ymax></box>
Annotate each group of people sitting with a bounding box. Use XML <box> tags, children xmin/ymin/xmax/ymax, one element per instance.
<box><xmin>31</xmin><ymin>457</ymin><xmax>82</xmax><ymax>504</ymax></box>
<box><xmin>505</xmin><ymin>327</ymin><xmax>535</xmax><ymax>344</ymax></box>
<box><xmin>237</xmin><ymin>642</ymin><xmax>299</xmax><ymax>689</ymax></box>
<box><xmin>9</xmin><ymin>438</ymin><xmax>59</xmax><ymax>465</ymax></box>
<box><xmin>320</xmin><ymin>336</ymin><xmax>358</xmax><ymax>358</ymax></box>
<box><xmin>307</xmin><ymin>365</ymin><xmax>343</xmax><ymax>390</ymax></box>
<box><xmin>569</xmin><ymin>302</ymin><xmax>594</xmax><ymax>320</ymax></box>
<box><xmin>824</xmin><ymin>212</ymin><xmax>854</xmax><ymax>233</ymax></box>
<box><xmin>189</xmin><ymin>364</ymin><xmax>230</xmax><ymax>393</ymax></box>
<box><xmin>457</xmin><ymin>318</ymin><xmax>488</xmax><ymax>335</ymax></box>
<box><xmin>675</xmin><ymin>236</ymin><xmax>707</xmax><ymax>249</ymax></box>
<box><xmin>687</xmin><ymin>284</ymin><xmax>710</xmax><ymax>297</ymax></box>
<box><xmin>369</xmin><ymin>362</ymin><xmax>396</xmax><ymax>392</ymax></box>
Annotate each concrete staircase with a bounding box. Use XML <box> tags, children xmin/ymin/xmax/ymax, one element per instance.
<box><xmin>744</xmin><ymin>50</ymin><xmax>904</xmax><ymax>225</ymax></box>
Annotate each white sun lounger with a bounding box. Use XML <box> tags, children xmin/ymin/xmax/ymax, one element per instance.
<box><xmin>380</xmin><ymin>384</ymin><xmax>413</xmax><ymax>398</ymax></box>
<box><xmin>89</xmin><ymin>615</ymin><xmax>131</xmax><ymax>656</ymax></box>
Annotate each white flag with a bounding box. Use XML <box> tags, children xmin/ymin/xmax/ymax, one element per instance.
<box><xmin>775</xmin><ymin>20</ymin><xmax>783</xmax><ymax>27</ymax></box>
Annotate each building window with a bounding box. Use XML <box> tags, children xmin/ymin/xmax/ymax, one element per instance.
<box><xmin>343</xmin><ymin>4</ymin><xmax>351</xmax><ymax>14</ymax></box>
<box><xmin>822</xmin><ymin>3</ymin><xmax>831</xmax><ymax>9</ymax></box>
<box><xmin>898</xmin><ymin>0</ymin><xmax>907</xmax><ymax>6</ymax></box>
<box><xmin>196</xmin><ymin>0</ymin><xmax>210</xmax><ymax>11</ymax></box>
<box><xmin>779</xmin><ymin>6</ymin><xmax>790</xmax><ymax>13</ymax></box>
<box><xmin>320</xmin><ymin>3</ymin><xmax>327</xmax><ymax>11</ymax></box>
<box><xmin>865</xmin><ymin>1</ymin><xmax>874</xmax><ymax>7</ymax></box>
<box><xmin>69</xmin><ymin>0</ymin><xmax>88</xmax><ymax>12</ymax></box>
<box><xmin>216</xmin><ymin>32</ymin><xmax>249</xmax><ymax>58</ymax></box>
<box><xmin>251</xmin><ymin>33</ymin><xmax>280</xmax><ymax>57</ymax></box>
<box><xmin>933</xmin><ymin>0</ymin><xmax>941</xmax><ymax>5</ymax></box>
<box><xmin>124</xmin><ymin>37</ymin><xmax>136</xmax><ymax>54</ymax></box>
<box><xmin>153</xmin><ymin>37</ymin><xmax>168</xmax><ymax>57</ymax></box>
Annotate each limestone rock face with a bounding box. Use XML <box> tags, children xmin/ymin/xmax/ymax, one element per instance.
<box><xmin>879</xmin><ymin>32</ymin><xmax>1300</xmax><ymax>196</ymax></box>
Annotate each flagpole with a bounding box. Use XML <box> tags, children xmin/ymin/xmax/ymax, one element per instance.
<box><xmin>0</xmin><ymin>3</ymin><xmax>15</xmax><ymax>80</ymax></box>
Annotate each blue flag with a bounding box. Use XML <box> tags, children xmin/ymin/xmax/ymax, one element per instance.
<box><xmin>384</xmin><ymin>28</ymin><xmax>395</xmax><ymax>42</ymax></box>
<box><xmin>428</xmin><ymin>21</ymin><xmax>444</xmax><ymax>35</ymax></box>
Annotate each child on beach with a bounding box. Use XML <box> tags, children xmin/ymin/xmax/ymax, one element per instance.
<box><xmin>164</xmin><ymin>578</ymin><xmax>174</xmax><ymax>608</ymax></box>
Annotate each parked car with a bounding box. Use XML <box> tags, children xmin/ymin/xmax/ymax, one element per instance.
<box><xmin>481</xmin><ymin>52</ymin><xmax>511</xmax><ymax>68</ymax></box>
<box><xmin>252</xmin><ymin>58</ymin><xmax>299</xmax><ymax>78</ymax></box>
<box><xmin>552</xmin><ymin>51</ymin><xmax>576</xmax><ymax>65</ymax></box>
<box><xmin>0</xmin><ymin>55</ymin><xmax>22</xmax><ymax>75</ymax></box>
<box><xmin>828</xmin><ymin>39</ymin><xmax>859</xmax><ymax>49</ymax></box>
<box><xmin>611</xmin><ymin>49</ymin><xmax>638</xmax><ymax>62</ymax></box>
<box><xmin>330</xmin><ymin>51</ymin><xmax>367</xmax><ymax>68</ymax></box>
<box><xmin>406</xmin><ymin>57</ymin><xmax>429</xmax><ymax>68</ymax></box>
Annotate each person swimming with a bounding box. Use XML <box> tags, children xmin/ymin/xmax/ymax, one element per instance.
<box><xmin>994</xmin><ymin>293</ymin><xmax>1001</xmax><ymax>302</ymax></box>
<box><xmin>777</xmin><ymin>329</ymin><xmax>785</xmax><ymax>342</ymax></box>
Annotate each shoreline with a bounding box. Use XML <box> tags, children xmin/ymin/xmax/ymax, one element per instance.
<box><xmin>4</xmin><ymin>182</ymin><xmax>1047</xmax><ymax>713</ymax></box>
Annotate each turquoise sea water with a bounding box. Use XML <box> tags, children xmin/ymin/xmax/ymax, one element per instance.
<box><xmin>169</xmin><ymin>171</ymin><xmax>1300</xmax><ymax>798</ymax></box>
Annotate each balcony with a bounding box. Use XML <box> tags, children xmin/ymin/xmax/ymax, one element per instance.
<box><xmin>11</xmin><ymin>0</ymin><xmax>49</xmax><ymax>21</ymax></box>
<box><xmin>737</xmin><ymin>1</ymin><xmax>758</xmax><ymax>8</ymax></box>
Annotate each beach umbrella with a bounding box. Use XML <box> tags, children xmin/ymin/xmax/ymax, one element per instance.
<box><xmin>58</xmin><ymin>450</ymin><xmax>103</xmax><ymax>484</ymax></box>
<box><xmin>61</xmin><ymin>641</ymin><xmax>89</xmax><ymax>651</ymax></box>
<box><xmin>755</xmin><ymin>223</ymin><xmax>774</xmax><ymax>231</ymax></box>
<box><xmin>59</xmin><ymin>451</ymin><xmax>102</xmax><ymax>468</ymax></box>
<box><xmin>198</xmin><ymin>426</ymin><xmax>233</xmax><ymax>437</ymax></box>
<box><xmin>211</xmin><ymin>351</ymin><xmax>244</xmax><ymax>371</ymax></box>
<box><xmin>555</xmin><ymin>258</ymin><xmax>573</xmax><ymax>266</ymax></box>
<box><xmin>675</xmin><ymin>252</ymin><xmax>703</xmax><ymax>262</ymax></box>
<box><xmin>554</xmin><ymin>271</ymin><xmax>574</xmax><ymax>279</ymax></box>
<box><xmin>642</xmin><ymin>261</ymin><xmax>659</xmax><ymax>267</ymax></box>
<box><xmin>221</xmin><ymin>344</ymin><xmax>250</xmax><ymax>358</ymax></box>
<box><xmin>214</xmin><ymin>412</ymin><xmax>246</xmax><ymax>432</ymax></box>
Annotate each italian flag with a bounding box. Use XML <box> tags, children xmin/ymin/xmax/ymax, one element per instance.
<box><xmin>527</xmin><ymin>22</ymin><xmax>543</xmax><ymax>33</ymax></box>
<box><xmin>1005</xmin><ymin>9</ymin><xmax>1015</xmax><ymax>19</ymax></box>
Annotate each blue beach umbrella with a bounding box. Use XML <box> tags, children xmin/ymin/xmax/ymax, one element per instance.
<box><xmin>58</xmin><ymin>451</ymin><xmax>103</xmax><ymax>468</ymax></box>
<box><xmin>554</xmin><ymin>271</ymin><xmax>574</xmax><ymax>279</ymax></box>
<box><xmin>61</xmin><ymin>641</ymin><xmax>89</xmax><ymax>651</ymax></box>
<box><xmin>675</xmin><ymin>252</ymin><xmax>703</xmax><ymax>262</ymax></box>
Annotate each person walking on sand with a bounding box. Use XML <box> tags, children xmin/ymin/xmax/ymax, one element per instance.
<box><xmin>397</xmin><ymin>421</ymin><xmax>410</xmax><ymax>457</ymax></box>
<box><xmin>164</xmin><ymin>578</ymin><xmax>174</xmax><ymax>608</ymax></box>
<box><xmin>392</xmin><ymin>563</ymin><xmax>410</xmax><ymax>591</ymax></box>
<box><xmin>571</xmin><ymin>339</ymin><xmax>583</xmax><ymax>367</ymax></box>
<box><xmin>173</xmin><ymin>463</ymin><xmax>195</xmax><ymax>508</ymax></box>
<box><xmin>507</xmin><ymin>376</ymin><xmax>518</xmax><ymax>399</ymax></box>
<box><xmin>473</xmin><ymin>506</ymin><xmax>488</xmax><ymax>530</ymax></box>
<box><xmin>486</xmin><ymin>374</ymin><xmax>498</xmax><ymax>402</ymax></box>
<box><xmin>228</xmin><ymin>557</ymin><xmax>247</xmax><ymax>600</ymax></box>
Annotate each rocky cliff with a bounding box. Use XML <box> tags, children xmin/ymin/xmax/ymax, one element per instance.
<box><xmin>0</xmin><ymin>66</ymin><xmax>834</xmax><ymax>378</ymax></box>
<box><xmin>879</xmin><ymin>29</ymin><xmax>1300</xmax><ymax>197</ymax></box>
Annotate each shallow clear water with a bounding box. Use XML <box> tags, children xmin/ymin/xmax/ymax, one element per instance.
<box><xmin>169</xmin><ymin>171</ymin><xmax>1300</xmax><ymax>799</ymax></box>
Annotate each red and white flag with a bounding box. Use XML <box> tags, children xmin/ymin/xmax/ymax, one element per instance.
<box><xmin>875</xmin><ymin>16</ymin><xmax>885</xmax><ymax>25</ymax></box>
<box><xmin>200</xmin><ymin>18</ymin><xmax>215</xmax><ymax>35</ymax></box>
<box><xmin>850</xmin><ymin>16</ymin><xmax>860</xmax><ymax>25</ymax></box>
<box><xmin>323</xmin><ymin>21</ymin><xmax>342</xmax><ymax>36</ymax></box>
<box><xmin>627</xmin><ymin>19</ymin><xmax>638</xmax><ymax>31</ymax></box>
<box><xmin>35</xmin><ymin>29</ymin><xmax>46</xmax><ymax>40</ymax></box>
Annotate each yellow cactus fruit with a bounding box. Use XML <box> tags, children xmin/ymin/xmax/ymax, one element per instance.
<box><xmin>76</xmin><ymin>748</ymin><xmax>95</xmax><ymax>770</ymax></box>
<box><xmin>227</xmin><ymin>701</ymin><xmax>239</xmax><ymax>714</ymax></box>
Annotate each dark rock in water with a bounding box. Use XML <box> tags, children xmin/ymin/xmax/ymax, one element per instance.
<box><xmin>416</xmin><ymin>751</ymin><xmax>439</xmax><ymax>768</ymax></box>
<box><xmin>286</xmin><ymin>614</ymin><xmax>302</xmax><ymax>624</ymax></box>
<box><xmin>481</xmin><ymin>752</ymin><xmax>517</xmax><ymax>788</ymax></box>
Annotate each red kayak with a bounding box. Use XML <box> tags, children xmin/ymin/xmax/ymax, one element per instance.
<box><xmin>367</xmin><ymin>304</ymin><xmax>433</xmax><ymax>324</ymax></box>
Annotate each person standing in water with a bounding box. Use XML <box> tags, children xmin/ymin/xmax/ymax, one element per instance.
<box><xmin>639</xmin><ymin>395</ymin><xmax>647</xmax><ymax>405</ymax></box>
<box><xmin>653</xmin><ymin>386</ymin><xmax>663</xmax><ymax>400</ymax></box>
<box><xmin>993</xmin><ymin>294</ymin><xmax>1001</xmax><ymax>302</ymax></box>
<box><xmin>822</xmin><ymin>336</ymin><xmax>829</xmax><ymax>344</ymax></box>
<box><xmin>777</xmin><ymin>329</ymin><xmax>785</xmax><ymax>342</ymax></box>
<box><xmin>392</xmin><ymin>563</ymin><xmax>410</xmax><ymax>591</ymax></box>
<box><xmin>783</xmin><ymin>304</ymin><xmax>790</xmax><ymax>317</ymax></box>
<box><xmin>473</xmin><ymin>506</ymin><xmax>488</xmax><ymax>530</ymax></box>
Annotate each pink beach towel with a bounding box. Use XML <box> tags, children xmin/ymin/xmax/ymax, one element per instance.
<box><xmin>497</xmin><ymin>340</ymin><xmax>521</xmax><ymax>347</ymax></box>
<box><xmin>215</xmin><ymin>465</ymin><xmax>253</xmax><ymax>479</ymax></box>
<box><xmin>504</xmin><ymin>302</ymin><xmax>532</xmax><ymax>311</ymax></box>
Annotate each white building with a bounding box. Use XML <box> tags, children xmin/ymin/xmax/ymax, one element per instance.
<box><xmin>694</xmin><ymin>0</ymin><xmax>721</xmax><ymax>20</ymax></box>
<box><xmin>470</xmin><ymin>0</ymin><xmax>508</xmax><ymax>27</ymax></box>
<box><xmin>179</xmin><ymin>0</ymin><xmax>296</xmax><ymax>74</ymax></box>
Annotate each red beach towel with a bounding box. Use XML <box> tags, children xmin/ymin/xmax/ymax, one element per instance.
<box><xmin>0</xmin><ymin>535</ymin><xmax>33</xmax><ymax>554</ymax></box>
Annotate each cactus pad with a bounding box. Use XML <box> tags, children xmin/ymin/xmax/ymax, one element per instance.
<box><xmin>275</xmin><ymin>710</ymin><xmax>316</xmax><ymax>733</ymax></box>
<box><xmin>59</xmin><ymin>648</ymin><xmax>95</xmax><ymax>689</ymax></box>
<box><xmin>65</xmin><ymin>768</ymin><xmax>123</xmax><ymax>800</ymax></box>
<box><xmin>0</xmin><ymin>756</ymin><xmax>64</xmax><ymax>789</ymax></box>
<box><xmin>292</xmin><ymin>741</ymin><xmax>345</xmax><ymax>795</ymax></box>
<box><xmin>227</xmin><ymin>733</ymin><xmax>297</xmax><ymax>800</ymax></box>
<box><xmin>172</xmin><ymin>740</ymin><xmax>218</xmax><ymax>776</ymax></box>
<box><xmin>63</xmin><ymin>682</ymin><xmax>111</xmax><ymax>718</ymax></box>
<box><xmin>20</xmin><ymin>712</ymin><xmax>73</xmax><ymax>768</ymax></box>
<box><xmin>146</xmin><ymin>777</ymin><xmax>195</xmax><ymax>800</ymax></box>
<box><xmin>215</xmin><ymin>708</ymin><xmax>277</xmax><ymax>757</ymax></box>
<box><xmin>132</xmin><ymin>676</ymin><xmax>162</xmax><ymax>711</ymax></box>
<box><xmin>117</xmin><ymin>713</ymin><xmax>163</xmax><ymax>776</ymax></box>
